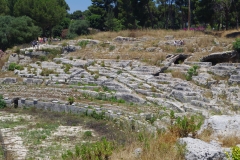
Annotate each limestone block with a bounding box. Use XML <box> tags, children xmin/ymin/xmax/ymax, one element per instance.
<box><xmin>179</xmin><ymin>137</ymin><xmax>227</xmax><ymax>160</ymax></box>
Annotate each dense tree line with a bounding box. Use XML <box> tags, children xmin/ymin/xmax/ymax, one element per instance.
<box><xmin>85</xmin><ymin>0</ymin><xmax>240</xmax><ymax>31</ymax></box>
<box><xmin>1</xmin><ymin>0</ymin><xmax>240</xmax><ymax>50</ymax></box>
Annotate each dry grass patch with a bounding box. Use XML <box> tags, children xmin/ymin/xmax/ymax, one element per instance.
<box><xmin>197</xmin><ymin>127</ymin><xmax>213</xmax><ymax>142</ymax></box>
<box><xmin>0</xmin><ymin>53</ymin><xmax>10</xmax><ymax>69</ymax></box>
<box><xmin>203</xmin><ymin>90</ymin><xmax>213</xmax><ymax>99</ymax></box>
<box><xmin>218</xmin><ymin>134</ymin><xmax>240</xmax><ymax>147</ymax></box>
<box><xmin>170</xmin><ymin>70</ymin><xmax>186</xmax><ymax>80</ymax></box>
<box><xmin>111</xmin><ymin>132</ymin><xmax>185</xmax><ymax>160</ymax></box>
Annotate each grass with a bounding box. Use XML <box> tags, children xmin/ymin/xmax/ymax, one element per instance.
<box><xmin>218</xmin><ymin>135</ymin><xmax>240</xmax><ymax>147</ymax></box>
<box><xmin>111</xmin><ymin>131</ymin><xmax>185</xmax><ymax>160</ymax></box>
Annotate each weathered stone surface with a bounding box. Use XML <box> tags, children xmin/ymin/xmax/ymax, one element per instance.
<box><xmin>113</xmin><ymin>36</ymin><xmax>137</xmax><ymax>42</ymax></box>
<box><xmin>199</xmin><ymin>115</ymin><xmax>240</xmax><ymax>137</ymax></box>
<box><xmin>0</xmin><ymin>77</ymin><xmax>17</xmax><ymax>84</ymax></box>
<box><xmin>179</xmin><ymin>137</ymin><xmax>227</xmax><ymax>160</ymax></box>
<box><xmin>8</xmin><ymin>53</ymin><xmax>19</xmax><ymax>63</ymax></box>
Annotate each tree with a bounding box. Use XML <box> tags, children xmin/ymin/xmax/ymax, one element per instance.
<box><xmin>6</xmin><ymin>0</ymin><xmax>18</xmax><ymax>16</ymax></box>
<box><xmin>214</xmin><ymin>0</ymin><xmax>233</xmax><ymax>30</ymax></box>
<box><xmin>70</xmin><ymin>10</ymin><xmax>83</xmax><ymax>20</ymax></box>
<box><xmin>67</xmin><ymin>20</ymin><xmax>90</xmax><ymax>38</ymax></box>
<box><xmin>14</xmin><ymin>0</ymin><xmax>67</xmax><ymax>37</ymax></box>
<box><xmin>0</xmin><ymin>15</ymin><xmax>40</xmax><ymax>50</ymax></box>
<box><xmin>0</xmin><ymin>0</ymin><xmax>9</xmax><ymax>15</ymax></box>
<box><xmin>104</xmin><ymin>9</ymin><xmax>122</xmax><ymax>31</ymax></box>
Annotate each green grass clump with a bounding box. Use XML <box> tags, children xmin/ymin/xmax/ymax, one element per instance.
<box><xmin>62</xmin><ymin>138</ymin><xmax>113</xmax><ymax>160</ymax></box>
<box><xmin>0</xmin><ymin>95</ymin><xmax>6</xmax><ymax>109</ymax></box>
<box><xmin>186</xmin><ymin>65</ymin><xmax>199</xmax><ymax>81</ymax></box>
<box><xmin>78</xmin><ymin>40</ymin><xmax>89</xmax><ymax>49</ymax></box>
<box><xmin>8</xmin><ymin>62</ymin><xmax>24</xmax><ymax>71</ymax></box>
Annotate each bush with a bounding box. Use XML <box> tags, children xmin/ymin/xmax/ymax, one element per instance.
<box><xmin>68</xmin><ymin>96</ymin><xmax>74</xmax><ymax>105</ymax></box>
<box><xmin>169</xmin><ymin>111</ymin><xmax>203</xmax><ymax>138</ymax></box>
<box><xmin>226</xmin><ymin>146</ymin><xmax>240</xmax><ymax>160</ymax></box>
<box><xmin>8</xmin><ymin>63</ymin><xmax>24</xmax><ymax>71</ymax></box>
<box><xmin>233</xmin><ymin>38</ymin><xmax>240</xmax><ymax>53</ymax></box>
<box><xmin>0</xmin><ymin>95</ymin><xmax>6</xmax><ymax>109</ymax></box>
<box><xmin>83</xmin><ymin>131</ymin><xmax>93</xmax><ymax>138</ymax></box>
<box><xmin>186</xmin><ymin>65</ymin><xmax>199</xmax><ymax>81</ymax></box>
<box><xmin>62</xmin><ymin>138</ymin><xmax>113</xmax><ymax>160</ymax></box>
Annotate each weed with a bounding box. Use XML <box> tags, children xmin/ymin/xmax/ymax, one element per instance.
<box><xmin>233</xmin><ymin>38</ymin><xmax>240</xmax><ymax>53</ymax></box>
<box><xmin>109</xmin><ymin>45</ymin><xmax>116</xmax><ymax>51</ymax></box>
<box><xmin>176</xmin><ymin>48</ymin><xmax>184</xmax><ymax>53</ymax></box>
<box><xmin>117</xmin><ymin>70</ymin><xmax>123</xmax><ymax>75</ymax></box>
<box><xmin>186</xmin><ymin>65</ymin><xmax>199</xmax><ymax>81</ymax></box>
<box><xmin>0</xmin><ymin>95</ymin><xmax>6</xmax><ymax>109</ymax></box>
<box><xmin>62</xmin><ymin>138</ymin><xmax>113</xmax><ymax>160</ymax></box>
<box><xmin>78</xmin><ymin>40</ymin><xmax>89</xmax><ymax>49</ymax></box>
<box><xmin>40</xmin><ymin>68</ymin><xmax>56</xmax><ymax>76</ymax></box>
<box><xmin>169</xmin><ymin>111</ymin><xmax>203</xmax><ymax>138</ymax></box>
<box><xmin>83</xmin><ymin>131</ymin><xmax>93</xmax><ymax>138</ymax></box>
<box><xmin>8</xmin><ymin>63</ymin><xmax>24</xmax><ymax>71</ymax></box>
<box><xmin>64</xmin><ymin>64</ymin><xmax>72</xmax><ymax>73</ymax></box>
<box><xmin>68</xmin><ymin>96</ymin><xmax>74</xmax><ymax>105</ymax></box>
<box><xmin>226</xmin><ymin>146</ymin><xmax>240</xmax><ymax>160</ymax></box>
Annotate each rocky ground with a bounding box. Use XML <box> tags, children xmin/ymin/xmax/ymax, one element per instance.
<box><xmin>0</xmin><ymin>31</ymin><xmax>240</xmax><ymax>159</ymax></box>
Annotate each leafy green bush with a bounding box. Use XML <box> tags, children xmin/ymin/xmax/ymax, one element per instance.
<box><xmin>62</xmin><ymin>138</ymin><xmax>113</xmax><ymax>160</ymax></box>
<box><xmin>0</xmin><ymin>95</ymin><xmax>6</xmax><ymax>109</ymax></box>
<box><xmin>169</xmin><ymin>111</ymin><xmax>203</xmax><ymax>138</ymax></box>
<box><xmin>68</xmin><ymin>96</ymin><xmax>74</xmax><ymax>105</ymax></box>
<box><xmin>83</xmin><ymin>131</ymin><xmax>93</xmax><ymax>138</ymax></box>
<box><xmin>8</xmin><ymin>63</ymin><xmax>24</xmax><ymax>71</ymax></box>
<box><xmin>226</xmin><ymin>146</ymin><xmax>240</xmax><ymax>160</ymax></box>
<box><xmin>186</xmin><ymin>65</ymin><xmax>199</xmax><ymax>81</ymax></box>
<box><xmin>233</xmin><ymin>38</ymin><xmax>240</xmax><ymax>53</ymax></box>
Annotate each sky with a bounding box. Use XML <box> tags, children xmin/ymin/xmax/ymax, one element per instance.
<box><xmin>65</xmin><ymin>0</ymin><xmax>92</xmax><ymax>13</ymax></box>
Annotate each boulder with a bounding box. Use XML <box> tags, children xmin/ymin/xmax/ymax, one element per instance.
<box><xmin>179</xmin><ymin>137</ymin><xmax>227</xmax><ymax>160</ymax></box>
<box><xmin>199</xmin><ymin>115</ymin><xmax>240</xmax><ymax>137</ymax></box>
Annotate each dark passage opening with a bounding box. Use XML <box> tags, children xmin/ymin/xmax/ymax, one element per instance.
<box><xmin>202</xmin><ymin>57</ymin><xmax>240</xmax><ymax>66</ymax></box>
<box><xmin>174</xmin><ymin>57</ymin><xmax>187</xmax><ymax>64</ymax></box>
<box><xmin>12</xmin><ymin>98</ymin><xmax>19</xmax><ymax>108</ymax></box>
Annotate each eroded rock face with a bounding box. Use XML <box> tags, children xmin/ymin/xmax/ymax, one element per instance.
<box><xmin>200</xmin><ymin>51</ymin><xmax>238</xmax><ymax>65</ymax></box>
<box><xmin>199</xmin><ymin>115</ymin><xmax>240</xmax><ymax>137</ymax></box>
<box><xmin>179</xmin><ymin>137</ymin><xmax>227</xmax><ymax>160</ymax></box>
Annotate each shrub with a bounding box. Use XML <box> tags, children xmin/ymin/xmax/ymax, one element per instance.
<box><xmin>8</xmin><ymin>63</ymin><xmax>24</xmax><ymax>71</ymax></box>
<box><xmin>68</xmin><ymin>96</ymin><xmax>74</xmax><ymax>105</ymax></box>
<box><xmin>62</xmin><ymin>138</ymin><xmax>113</xmax><ymax>160</ymax></box>
<box><xmin>226</xmin><ymin>146</ymin><xmax>240</xmax><ymax>160</ymax></box>
<box><xmin>186</xmin><ymin>65</ymin><xmax>199</xmax><ymax>81</ymax></box>
<box><xmin>169</xmin><ymin>111</ymin><xmax>203</xmax><ymax>138</ymax></box>
<box><xmin>233</xmin><ymin>38</ymin><xmax>240</xmax><ymax>53</ymax></box>
<box><xmin>0</xmin><ymin>95</ymin><xmax>6</xmax><ymax>109</ymax></box>
<box><xmin>83</xmin><ymin>131</ymin><xmax>93</xmax><ymax>138</ymax></box>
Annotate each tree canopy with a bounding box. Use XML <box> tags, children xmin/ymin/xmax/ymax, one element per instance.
<box><xmin>14</xmin><ymin>0</ymin><xmax>67</xmax><ymax>36</ymax></box>
<box><xmin>0</xmin><ymin>15</ymin><xmax>40</xmax><ymax>50</ymax></box>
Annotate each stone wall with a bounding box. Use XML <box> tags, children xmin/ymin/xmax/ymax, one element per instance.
<box><xmin>4</xmin><ymin>98</ymin><xmax>157</xmax><ymax>134</ymax></box>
